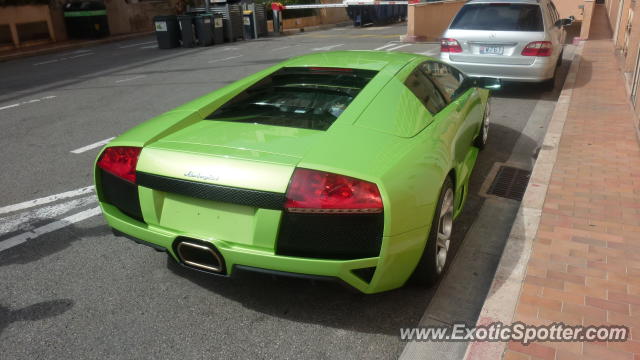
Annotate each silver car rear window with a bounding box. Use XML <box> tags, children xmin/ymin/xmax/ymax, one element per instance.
<box><xmin>450</xmin><ymin>3</ymin><xmax>544</xmax><ymax>31</ymax></box>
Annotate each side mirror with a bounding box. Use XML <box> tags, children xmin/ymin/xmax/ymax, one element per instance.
<box><xmin>473</xmin><ymin>77</ymin><xmax>501</xmax><ymax>90</ymax></box>
<box><xmin>555</xmin><ymin>18</ymin><xmax>574</xmax><ymax>27</ymax></box>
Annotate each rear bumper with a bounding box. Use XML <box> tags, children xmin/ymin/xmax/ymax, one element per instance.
<box><xmin>441</xmin><ymin>54</ymin><xmax>556</xmax><ymax>82</ymax></box>
<box><xmin>100</xmin><ymin>201</ymin><xmax>428</xmax><ymax>294</ymax></box>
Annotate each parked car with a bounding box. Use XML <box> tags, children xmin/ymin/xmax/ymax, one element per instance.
<box><xmin>94</xmin><ymin>51</ymin><xmax>496</xmax><ymax>294</ymax></box>
<box><xmin>440</xmin><ymin>0</ymin><xmax>573</xmax><ymax>88</ymax></box>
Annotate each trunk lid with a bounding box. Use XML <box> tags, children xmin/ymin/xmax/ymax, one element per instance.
<box><xmin>447</xmin><ymin>29</ymin><xmax>544</xmax><ymax>66</ymax></box>
<box><xmin>134</xmin><ymin>120</ymin><xmax>326</xmax><ymax>251</ymax></box>
<box><xmin>445</xmin><ymin>2</ymin><xmax>546</xmax><ymax>66</ymax></box>
<box><xmin>137</xmin><ymin>120</ymin><xmax>324</xmax><ymax>193</ymax></box>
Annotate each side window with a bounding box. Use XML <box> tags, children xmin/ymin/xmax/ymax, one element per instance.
<box><xmin>404</xmin><ymin>67</ymin><xmax>447</xmax><ymax>115</ymax></box>
<box><xmin>420</xmin><ymin>61</ymin><xmax>465</xmax><ymax>102</ymax></box>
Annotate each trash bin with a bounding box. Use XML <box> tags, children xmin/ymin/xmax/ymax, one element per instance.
<box><xmin>243</xmin><ymin>10</ymin><xmax>254</xmax><ymax>40</ymax></box>
<box><xmin>63</xmin><ymin>1</ymin><xmax>109</xmax><ymax>39</ymax></box>
<box><xmin>177</xmin><ymin>14</ymin><xmax>196</xmax><ymax>47</ymax></box>
<box><xmin>194</xmin><ymin>14</ymin><xmax>214</xmax><ymax>46</ymax></box>
<box><xmin>213</xmin><ymin>13</ymin><xmax>224</xmax><ymax>44</ymax></box>
<box><xmin>153</xmin><ymin>15</ymin><xmax>180</xmax><ymax>49</ymax></box>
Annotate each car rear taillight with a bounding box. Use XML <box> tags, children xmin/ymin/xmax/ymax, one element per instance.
<box><xmin>521</xmin><ymin>41</ymin><xmax>552</xmax><ymax>57</ymax></box>
<box><xmin>440</xmin><ymin>38</ymin><xmax>462</xmax><ymax>53</ymax></box>
<box><xmin>97</xmin><ymin>146</ymin><xmax>142</xmax><ymax>184</ymax></box>
<box><xmin>284</xmin><ymin>168</ymin><xmax>383</xmax><ymax>214</ymax></box>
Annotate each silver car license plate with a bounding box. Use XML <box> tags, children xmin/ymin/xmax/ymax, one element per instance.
<box><xmin>480</xmin><ymin>46</ymin><xmax>504</xmax><ymax>55</ymax></box>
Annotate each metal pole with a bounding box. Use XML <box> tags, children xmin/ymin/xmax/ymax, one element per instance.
<box><xmin>273</xmin><ymin>9</ymin><xmax>281</xmax><ymax>33</ymax></box>
<box><xmin>204</xmin><ymin>0</ymin><xmax>210</xmax><ymax>13</ymax></box>
<box><xmin>252</xmin><ymin>3</ymin><xmax>258</xmax><ymax>39</ymax></box>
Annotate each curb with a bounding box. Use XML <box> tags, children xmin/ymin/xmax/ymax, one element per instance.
<box><xmin>0</xmin><ymin>31</ymin><xmax>154</xmax><ymax>63</ymax></box>
<box><xmin>463</xmin><ymin>41</ymin><xmax>585</xmax><ymax>360</ymax></box>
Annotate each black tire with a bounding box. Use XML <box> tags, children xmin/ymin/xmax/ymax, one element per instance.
<box><xmin>473</xmin><ymin>101</ymin><xmax>490</xmax><ymax>150</ymax></box>
<box><xmin>411</xmin><ymin>177</ymin><xmax>455</xmax><ymax>287</ymax></box>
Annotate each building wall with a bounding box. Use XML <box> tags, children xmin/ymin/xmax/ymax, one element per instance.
<box><xmin>104</xmin><ymin>0</ymin><xmax>175</xmax><ymax>35</ymax></box>
<box><xmin>404</xmin><ymin>0</ymin><xmax>465</xmax><ymax>42</ymax></box>
<box><xmin>318</xmin><ymin>0</ymin><xmax>350</xmax><ymax>24</ymax></box>
<box><xmin>0</xmin><ymin>5</ymin><xmax>60</xmax><ymax>48</ymax></box>
<box><xmin>603</xmin><ymin>0</ymin><xmax>640</xmax><ymax>128</ymax></box>
<box><xmin>623</xmin><ymin>5</ymin><xmax>640</xmax><ymax>73</ymax></box>
<box><xmin>555</xmin><ymin>0</ymin><xmax>587</xmax><ymax>20</ymax></box>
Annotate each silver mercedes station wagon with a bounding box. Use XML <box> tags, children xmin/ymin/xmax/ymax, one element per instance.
<box><xmin>440</xmin><ymin>0</ymin><xmax>574</xmax><ymax>87</ymax></box>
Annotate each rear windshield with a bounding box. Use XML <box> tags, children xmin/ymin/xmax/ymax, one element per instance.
<box><xmin>206</xmin><ymin>67</ymin><xmax>377</xmax><ymax>131</ymax></box>
<box><xmin>450</xmin><ymin>4</ymin><xmax>544</xmax><ymax>31</ymax></box>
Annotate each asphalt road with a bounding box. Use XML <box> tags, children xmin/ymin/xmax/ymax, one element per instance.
<box><xmin>0</xmin><ymin>23</ymin><xmax>573</xmax><ymax>359</ymax></box>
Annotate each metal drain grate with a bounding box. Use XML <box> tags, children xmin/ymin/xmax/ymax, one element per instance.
<box><xmin>488</xmin><ymin>166</ymin><xmax>531</xmax><ymax>201</ymax></box>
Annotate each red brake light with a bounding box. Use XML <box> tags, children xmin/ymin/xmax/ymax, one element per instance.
<box><xmin>284</xmin><ymin>168</ymin><xmax>383</xmax><ymax>214</ymax></box>
<box><xmin>97</xmin><ymin>146</ymin><xmax>142</xmax><ymax>184</ymax></box>
<box><xmin>440</xmin><ymin>38</ymin><xmax>462</xmax><ymax>53</ymax></box>
<box><xmin>521</xmin><ymin>41</ymin><xmax>552</xmax><ymax>57</ymax></box>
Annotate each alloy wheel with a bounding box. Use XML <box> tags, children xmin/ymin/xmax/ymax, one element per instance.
<box><xmin>435</xmin><ymin>188</ymin><xmax>454</xmax><ymax>274</ymax></box>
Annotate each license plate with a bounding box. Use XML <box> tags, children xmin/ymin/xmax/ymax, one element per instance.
<box><xmin>480</xmin><ymin>46</ymin><xmax>504</xmax><ymax>55</ymax></box>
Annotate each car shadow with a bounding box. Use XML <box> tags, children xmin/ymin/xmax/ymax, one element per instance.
<box><xmin>0</xmin><ymin>299</ymin><xmax>74</xmax><ymax>336</ymax></box>
<box><xmin>0</xmin><ymin>222</ymin><xmax>111</xmax><ymax>268</ymax></box>
<box><xmin>163</xmin><ymin>122</ymin><xmax>535</xmax><ymax>336</ymax></box>
<box><xmin>491</xmin><ymin>57</ymin><xmax>573</xmax><ymax>100</ymax></box>
<box><xmin>166</xmin><ymin>256</ymin><xmax>436</xmax><ymax>336</ymax></box>
<box><xmin>570</xmin><ymin>56</ymin><xmax>591</xmax><ymax>90</ymax></box>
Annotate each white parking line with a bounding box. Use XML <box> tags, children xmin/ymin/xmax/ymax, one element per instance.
<box><xmin>419</xmin><ymin>49</ymin><xmax>440</xmax><ymax>56</ymax></box>
<box><xmin>0</xmin><ymin>95</ymin><xmax>56</xmax><ymax>112</ymax></box>
<box><xmin>67</xmin><ymin>53</ymin><xmax>93</xmax><ymax>59</ymax></box>
<box><xmin>271</xmin><ymin>45</ymin><xmax>301</xmax><ymax>51</ymax></box>
<box><xmin>0</xmin><ymin>186</ymin><xmax>95</xmax><ymax>215</ymax></box>
<box><xmin>115</xmin><ymin>75</ymin><xmax>146</xmax><ymax>83</ymax></box>
<box><xmin>374</xmin><ymin>43</ymin><xmax>397</xmax><ymax>51</ymax></box>
<box><xmin>0</xmin><ymin>103</ymin><xmax>19</xmax><ymax>111</ymax></box>
<box><xmin>208</xmin><ymin>55</ymin><xmax>243</xmax><ymax>63</ymax></box>
<box><xmin>119</xmin><ymin>41</ymin><xmax>156</xmax><ymax>49</ymax></box>
<box><xmin>33</xmin><ymin>52</ymin><xmax>93</xmax><ymax>66</ymax></box>
<box><xmin>312</xmin><ymin>44</ymin><xmax>344</xmax><ymax>51</ymax></box>
<box><xmin>139</xmin><ymin>45</ymin><xmax>158</xmax><ymax>49</ymax></box>
<box><xmin>0</xmin><ymin>207</ymin><xmax>101</xmax><ymax>252</ymax></box>
<box><xmin>366</xmin><ymin>26</ymin><xmax>391</xmax><ymax>31</ymax></box>
<box><xmin>32</xmin><ymin>59</ymin><xmax>59</xmax><ymax>66</ymax></box>
<box><xmin>0</xmin><ymin>195</ymin><xmax>97</xmax><ymax>235</ymax></box>
<box><xmin>70</xmin><ymin>137</ymin><xmax>115</xmax><ymax>154</ymax></box>
<box><xmin>387</xmin><ymin>44</ymin><xmax>412</xmax><ymax>51</ymax></box>
<box><xmin>59</xmin><ymin>49</ymin><xmax>93</xmax><ymax>57</ymax></box>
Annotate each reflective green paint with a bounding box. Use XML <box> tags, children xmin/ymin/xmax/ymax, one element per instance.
<box><xmin>137</xmin><ymin>147</ymin><xmax>296</xmax><ymax>193</ymax></box>
<box><xmin>94</xmin><ymin>51</ymin><xmax>490</xmax><ymax>294</ymax></box>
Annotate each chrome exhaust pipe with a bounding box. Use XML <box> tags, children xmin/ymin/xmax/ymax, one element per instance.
<box><xmin>176</xmin><ymin>241</ymin><xmax>223</xmax><ymax>273</ymax></box>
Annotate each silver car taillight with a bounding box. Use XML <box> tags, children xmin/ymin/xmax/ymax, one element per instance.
<box><xmin>440</xmin><ymin>38</ymin><xmax>462</xmax><ymax>53</ymax></box>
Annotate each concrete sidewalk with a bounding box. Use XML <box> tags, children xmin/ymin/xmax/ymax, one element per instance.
<box><xmin>466</xmin><ymin>4</ymin><xmax>640</xmax><ymax>360</ymax></box>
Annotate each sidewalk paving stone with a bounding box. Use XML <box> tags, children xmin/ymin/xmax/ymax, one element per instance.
<box><xmin>466</xmin><ymin>3</ymin><xmax>640</xmax><ymax>359</ymax></box>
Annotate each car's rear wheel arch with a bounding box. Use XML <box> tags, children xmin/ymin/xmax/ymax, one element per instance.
<box><xmin>410</xmin><ymin>175</ymin><xmax>455</xmax><ymax>287</ymax></box>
